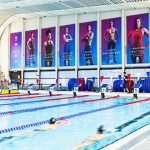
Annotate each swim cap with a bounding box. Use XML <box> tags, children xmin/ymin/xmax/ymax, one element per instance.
<box><xmin>49</xmin><ymin>118</ymin><xmax>56</xmax><ymax>124</ymax></box>
<box><xmin>97</xmin><ymin>125</ymin><xmax>104</xmax><ymax>133</ymax></box>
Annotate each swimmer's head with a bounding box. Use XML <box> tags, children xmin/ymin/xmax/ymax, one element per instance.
<box><xmin>97</xmin><ymin>125</ymin><xmax>104</xmax><ymax>134</ymax></box>
<box><xmin>49</xmin><ymin>118</ymin><xmax>56</xmax><ymax>124</ymax></box>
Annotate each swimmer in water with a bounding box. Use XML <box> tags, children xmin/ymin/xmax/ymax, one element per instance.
<box><xmin>72</xmin><ymin>126</ymin><xmax>104</xmax><ymax>149</ymax></box>
<box><xmin>72</xmin><ymin>125</ymin><xmax>114</xmax><ymax>150</ymax></box>
<box><xmin>0</xmin><ymin>118</ymin><xmax>69</xmax><ymax>141</ymax></box>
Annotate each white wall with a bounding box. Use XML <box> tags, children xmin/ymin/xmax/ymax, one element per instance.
<box><xmin>10</xmin><ymin>19</ymin><xmax>23</xmax><ymax>32</ymax></box>
<box><xmin>0</xmin><ymin>27</ymin><xmax>9</xmax><ymax>79</ymax></box>
<box><xmin>25</xmin><ymin>18</ymin><xmax>39</xmax><ymax>31</ymax></box>
<box><xmin>125</xmin><ymin>68</ymin><xmax>150</xmax><ymax>78</ymax></box>
<box><xmin>41</xmin><ymin>16</ymin><xmax>56</xmax><ymax>28</ymax></box>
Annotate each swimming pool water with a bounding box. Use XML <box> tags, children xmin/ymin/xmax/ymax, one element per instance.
<box><xmin>0</xmin><ymin>94</ymin><xmax>149</xmax><ymax>150</ymax></box>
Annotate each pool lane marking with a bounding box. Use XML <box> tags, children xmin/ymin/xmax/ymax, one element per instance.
<box><xmin>115</xmin><ymin>110</ymin><xmax>150</xmax><ymax>132</ymax></box>
<box><xmin>0</xmin><ymin>96</ymin><xmax>118</xmax><ymax>116</ymax></box>
<box><xmin>0</xmin><ymin>95</ymin><xmax>88</xmax><ymax>106</ymax></box>
<box><xmin>0</xmin><ymin>94</ymin><xmax>62</xmax><ymax>101</ymax></box>
<box><xmin>0</xmin><ymin>97</ymin><xmax>150</xmax><ymax>135</ymax></box>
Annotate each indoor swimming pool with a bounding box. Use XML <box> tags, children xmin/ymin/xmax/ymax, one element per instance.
<box><xmin>0</xmin><ymin>93</ymin><xmax>149</xmax><ymax>150</ymax></box>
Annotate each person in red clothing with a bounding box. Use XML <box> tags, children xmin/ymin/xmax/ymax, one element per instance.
<box><xmin>127</xmin><ymin>17</ymin><xmax>149</xmax><ymax>63</ymax></box>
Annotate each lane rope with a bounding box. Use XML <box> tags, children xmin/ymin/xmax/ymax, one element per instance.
<box><xmin>0</xmin><ymin>94</ymin><xmax>62</xmax><ymax>101</ymax></box>
<box><xmin>0</xmin><ymin>93</ymin><xmax>39</xmax><ymax>98</ymax></box>
<box><xmin>0</xmin><ymin>95</ymin><xmax>88</xmax><ymax>106</ymax></box>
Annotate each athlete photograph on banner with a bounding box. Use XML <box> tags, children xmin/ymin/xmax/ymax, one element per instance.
<box><xmin>102</xmin><ymin>17</ymin><xmax>122</xmax><ymax>65</ymax></box>
<box><xmin>59</xmin><ymin>24</ymin><xmax>75</xmax><ymax>67</ymax></box>
<box><xmin>127</xmin><ymin>13</ymin><xmax>149</xmax><ymax>64</ymax></box>
<box><xmin>25</xmin><ymin>30</ymin><xmax>38</xmax><ymax>68</ymax></box>
<box><xmin>10</xmin><ymin>32</ymin><xmax>22</xmax><ymax>69</ymax></box>
<box><xmin>41</xmin><ymin>27</ymin><xmax>55</xmax><ymax>67</ymax></box>
<box><xmin>79</xmin><ymin>21</ymin><xmax>97</xmax><ymax>66</ymax></box>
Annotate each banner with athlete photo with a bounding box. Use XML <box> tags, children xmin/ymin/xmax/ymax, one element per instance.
<box><xmin>59</xmin><ymin>24</ymin><xmax>75</xmax><ymax>66</ymax></box>
<box><xmin>25</xmin><ymin>30</ymin><xmax>38</xmax><ymax>68</ymax></box>
<box><xmin>127</xmin><ymin>13</ymin><xmax>149</xmax><ymax>64</ymax></box>
<box><xmin>10</xmin><ymin>32</ymin><xmax>22</xmax><ymax>69</ymax></box>
<box><xmin>41</xmin><ymin>27</ymin><xmax>55</xmax><ymax>67</ymax></box>
<box><xmin>102</xmin><ymin>17</ymin><xmax>121</xmax><ymax>65</ymax></box>
<box><xmin>79</xmin><ymin>21</ymin><xmax>97</xmax><ymax>66</ymax></box>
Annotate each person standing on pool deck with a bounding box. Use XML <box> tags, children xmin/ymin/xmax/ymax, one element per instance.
<box><xmin>123</xmin><ymin>72</ymin><xmax>129</xmax><ymax>93</ymax></box>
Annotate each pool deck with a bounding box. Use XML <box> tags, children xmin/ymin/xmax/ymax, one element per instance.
<box><xmin>19</xmin><ymin>90</ymin><xmax>150</xmax><ymax>98</ymax></box>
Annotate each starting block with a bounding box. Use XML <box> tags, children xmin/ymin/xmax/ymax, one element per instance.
<box><xmin>101</xmin><ymin>84</ymin><xmax>108</xmax><ymax>98</ymax></box>
<box><xmin>101</xmin><ymin>84</ymin><xmax>108</xmax><ymax>93</ymax></box>
<box><xmin>74</xmin><ymin>86</ymin><xmax>78</xmax><ymax>91</ymax></box>
<box><xmin>49</xmin><ymin>84</ymin><xmax>56</xmax><ymax>91</ymax></box>
<box><xmin>133</xmin><ymin>84</ymin><xmax>141</xmax><ymax>99</ymax></box>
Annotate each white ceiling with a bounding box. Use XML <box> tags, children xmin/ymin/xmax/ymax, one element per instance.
<box><xmin>0</xmin><ymin>0</ymin><xmax>150</xmax><ymax>26</ymax></box>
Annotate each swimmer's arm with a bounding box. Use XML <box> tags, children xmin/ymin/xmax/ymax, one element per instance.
<box><xmin>71</xmin><ymin>139</ymin><xmax>93</xmax><ymax>150</ymax></box>
<box><xmin>55</xmin><ymin>120</ymin><xmax>70</xmax><ymax>125</ymax></box>
<box><xmin>73</xmin><ymin>134</ymin><xmax>103</xmax><ymax>149</ymax></box>
<box><xmin>41</xmin><ymin>120</ymin><xmax>70</xmax><ymax>131</ymax></box>
<box><xmin>11</xmin><ymin>129</ymin><xmax>40</xmax><ymax>137</ymax></box>
<box><xmin>42</xmin><ymin>124</ymin><xmax>56</xmax><ymax>130</ymax></box>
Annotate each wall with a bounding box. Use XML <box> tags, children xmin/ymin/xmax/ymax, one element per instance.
<box><xmin>0</xmin><ymin>27</ymin><xmax>9</xmax><ymax>79</ymax></box>
<box><xmin>0</xmin><ymin>8</ymin><xmax>150</xmax><ymax>87</ymax></box>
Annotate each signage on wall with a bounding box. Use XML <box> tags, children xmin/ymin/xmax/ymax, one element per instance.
<box><xmin>79</xmin><ymin>21</ymin><xmax>97</xmax><ymax>66</ymax></box>
<box><xmin>25</xmin><ymin>30</ymin><xmax>38</xmax><ymax>68</ymax></box>
<box><xmin>59</xmin><ymin>24</ymin><xmax>75</xmax><ymax>67</ymax></box>
<box><xmin>10</xmin><ymin>32</ymin><xmax>22</xmax><ymax>69</ymax></box>
<box><xmin>127</xmin><ymin>13</ymin><xmax>149</xmax><ymax>64</ymax></box>
<box><xmin>41</xmin><ymin>27</ymin><xmax>56</xmax><ymax>67</ymax></box>
<box><xmin>101</xmin><ymin>17</ymin><xmax>122</xmax><ymax>65</ymax></box>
